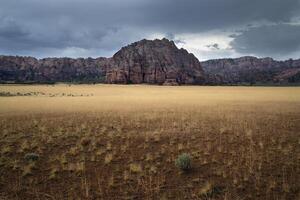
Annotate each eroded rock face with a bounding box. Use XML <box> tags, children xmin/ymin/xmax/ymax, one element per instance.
<box><xmin>0</xmin><ymin>38</ymin><xmax>205</xmax><ymax>84</ymax></box>
<box><xmin>1</xmin><ymin>39</ymin><xmax>300</xmax><ymax>85</ymax></box>
<box><xmin>201</xmin><ymin>56</ymin><xmax>300</xmax><ymax>85</ymax></box>
<box><xmin>106</xmin><ymin>38</ymin><xmax>205</xmax><ymax>84</ymax></box>
<box><xmin>0</xmin><ymin>56</ymin><xmax>107</xmax><ymax>83</ymax></box>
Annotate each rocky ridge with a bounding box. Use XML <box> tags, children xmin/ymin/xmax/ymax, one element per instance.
<box><xmin>0</xmin><ymin>38</ymin><xmax>300</xmax><ymax>85</ymax></box>
<box><xmin>202</xmin><ymin>56</ymin><xmax>300</xmax><ymax>85</ymax></box>
<box><xmin>0</xmin><ymin>38</ymin><xmax>205</xmax><ymax>85</ymax></box>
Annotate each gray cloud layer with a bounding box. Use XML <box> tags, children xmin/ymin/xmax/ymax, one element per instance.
<box><xmin>0</xmin><ymin>0</ymin><xmax>299</xmax><ymax>59</ymax></box>
<box><xmin>230</xmin><ymin>24</ymin><xmax>300</xmax><ymax>59</ymax></box>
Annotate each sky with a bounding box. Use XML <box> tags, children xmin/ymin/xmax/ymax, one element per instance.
<box><xmin>0</xmin><ymin>0</ymin><xmax>300</xmax><ymax>61</ymax></box>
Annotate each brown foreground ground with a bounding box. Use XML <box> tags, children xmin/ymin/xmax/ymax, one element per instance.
<box><xmin>0</xmin><ymin>84</ymin><xmax>299</xmax><ymax>200</ymax></box>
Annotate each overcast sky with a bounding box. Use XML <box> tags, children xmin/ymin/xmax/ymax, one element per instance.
<box><xmin>0</xmin><ymin>0</ymin><xmax>300</xmax><ymax>61</ymax></box>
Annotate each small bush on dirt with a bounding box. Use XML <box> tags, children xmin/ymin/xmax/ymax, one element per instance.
<box><xmin>24</xmin><ymin>153</ymin><xmax>39</xmax><ymax>162</ymax></box>
<box><xmin>80</xmin><ymin>137</ymin><xmax>91</xmax><ymax>147</ymax></box>
<box><xmin>175</xmin><ymin>153</ymin><xmax>191</xmax><ymax>171</ymax></box>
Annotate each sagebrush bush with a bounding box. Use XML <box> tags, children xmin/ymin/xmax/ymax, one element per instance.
<box><xmin>24</xmin><ymin>153</ymin><xmax>39</xmax><ymax>162</ymax></box>
<box><xmin>175</xmin><ymin>153</ymin><xmax>191</xmax><ymax>171</ymax></box>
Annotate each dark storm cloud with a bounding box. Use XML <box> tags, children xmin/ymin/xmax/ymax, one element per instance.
<box><xmin>0</xmin><ymin>16</ymin><xmax>117</xmax><ymax>50</ymax></box>
<box><xmin>0</xmin><ymin>0</ymin><xmax>299</xmax><ymax>58</ymax></box>
<box><xmin>140</xmin><ymin>0</ymin><xmax>300</xmax><ymax>31</ymax></box>
<box><xmin>230</xmin><ymin>24</ymin><xmax>300</xmax><ymax>58</ymax></box>
<box><xmin>0</xmin><ymin>18</ymin><xmax>28</xmax><ymax>40</ymax></box>
<box><xmin>206</xmin><ymin>44</ymin><xmax>220</xmax><ymax>50</ymax></box>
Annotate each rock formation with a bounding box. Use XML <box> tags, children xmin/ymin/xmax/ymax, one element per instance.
<box><xmin>201</xmin><ymin>56</ymin><xmax>300</xmax><ymax>85</ymax></box>
<box><xmin>0</xmin><ymin>38</ymin><xmax>205</xmax><ymax>85</ymax></box>
<box><xmin>0</xmin><ymin>39</ymin><xmax>300</xmax><ymax>85</ymax></box>
<box><xmin>0</xmin><ymin>56</ymin><xmax>107</xmax><ymax>83</ymax></box>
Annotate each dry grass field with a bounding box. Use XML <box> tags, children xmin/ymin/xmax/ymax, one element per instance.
<box><xmin>0</xmin><ymin>84</ymin><xmax>299</xmax><ymax>200</ymax></box>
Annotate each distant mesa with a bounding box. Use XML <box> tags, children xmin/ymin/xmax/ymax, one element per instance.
<box><xmin>202</xmin><ymin>56</ymin><xmax>300</xmax><ymax>85</ymax></box>
<box><xmin>0</xmin><ymin>38</ymin><xmax>300</xmax><ymax>85</ymax></box>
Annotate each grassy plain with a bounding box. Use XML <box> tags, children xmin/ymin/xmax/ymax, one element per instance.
<box><xmin>0</xmin><ymin>84</ymin><xmax>299</xmax><ymax>199</ymax></box>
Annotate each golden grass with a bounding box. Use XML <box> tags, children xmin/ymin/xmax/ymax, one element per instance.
<box><xmin>0</xmin><ymin>84</ymin><xmax>299</xmax><ymax>115</ymax></box>
<box><xmin>0</xmin><ymin>84</ymin><xmax>299</xmax><ymax>199</ymax></box>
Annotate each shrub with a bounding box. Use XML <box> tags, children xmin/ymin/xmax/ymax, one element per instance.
<box><xmin>24</xmin><ymin>153</ymin><xmax>39</xmax><ymax>162</ymax></box>
<box><xmin>80</xmin><ymin>137</ymin><xmax>91</xmax><ymax>147</ymax></box>
<box><xmin>129</xmin><ymin>163</ymin><xmax>142</xmax><ymax>173</ymax></box>
<box><xmin>175</xmin><ymin>153</ymin><xmax>191</xmax><ymax>171</ymax></box>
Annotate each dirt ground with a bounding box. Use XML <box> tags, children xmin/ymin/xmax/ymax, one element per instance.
<box><xmin>0</xmin><ymin>84</ymin><xmax>299</xmax><ymax>199</ymax></box>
